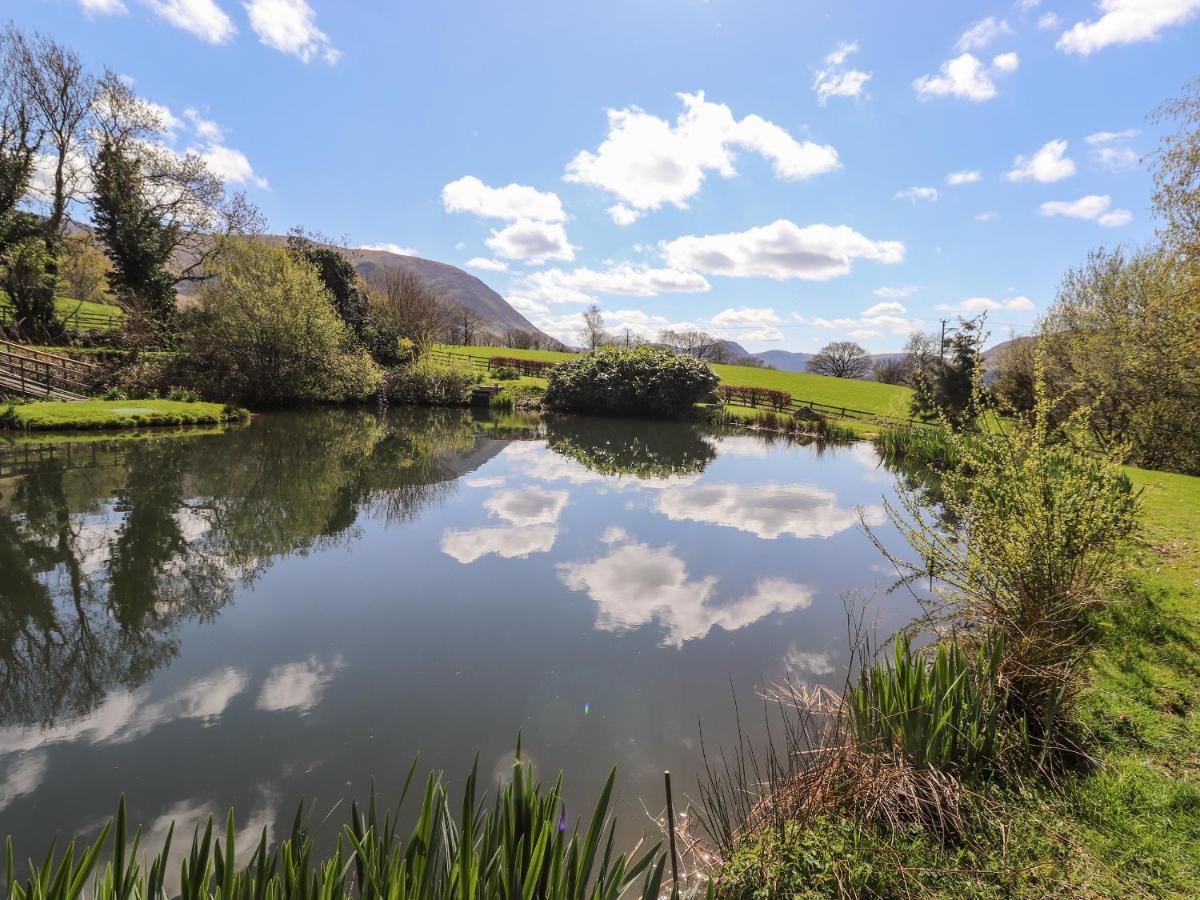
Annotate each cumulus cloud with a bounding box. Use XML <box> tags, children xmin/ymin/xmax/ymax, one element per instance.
<box><xmin>895</xmin><ymin>186</ymin><xmax>939</xmax><ymax>203</ymax></box>
<box><xmin>564</xmin><ymin>91</ymin><xmax>839</xmax><ymax>220</ymax></box>
<box><xmin>861</xmin><ymin>301</ymin><xmax>907</xmax><ymax>317</ymax></box>
<box><xmin>938</xmin><ymin>296</ymin><xmax>1036</xmax><ymax>314</ymax></box>
<box><xmin>244</xmin><ymin>0</ymin><xmax>340</xmax><ymax>64</ymax></box>
<box><xmin>1005</xmin><ymin>139</ymin><xmax>1076</xmax><ymax>182</ymax></box>
<box><xmin>194</xmin><ymin>143</ymin><xmax>269</xmax><ymax>188</ymax></box>
<box><xmin>1057</xmin><ymin>0</ymin><xmax>1200</xmax><ymax>54</ymax></box>
<box><xmin>441</xmin><ymin>525</ymin><xmax>558</xmax><ymax>563</ymax></box>
<box><xmin>661</xmin><ymin>219</ymin><xmax>903</xmax><ymax>281</ymax></box>
<box><xmin>709</xmin><ymin>307</ymin><xmax>785</xmax><ymax>342</ymax></box>
<box><xmin>257</xmin><ymin>654</ymin><xmax>345</xmax><ymax>714</ymax></box>
<box><xmin>956</xmin><ymin>16</ymin><xmax>1014</xmax><ymax>50</ymax></box>
<box><xmin>1039</xmin><ymin>194</ymin><xmax>1132</xmax><ymax>226</ymax></box>
<box><xmin>656</xmin><ymin>482</ymin><xmax>883</xmax><ymax>540</ymax></box>
<box><xmin>143</xmin><ymin>0</ymin><xmax>236</xmax><ymax>44</ymax></box>
<box><xmin>1037</xmin><ymin>11</ymin><xmax>1062</xmax><ymax>29</ymax></box>
<box><xmin>512</xmin><ymin>263</ymin><xmax>711</xmax><ymax>305</ymax></box>
<box><xmin>485</xmin><ymin>219</ymin><xmax>575</xmax><ymax>263</ymax></box>
<box><xmin>442</xmin><ymin>175</ymin><xmax>566</xmax><ymax>222</ymax></box>
<box><xmin>946</xmin><ymin>169</ymin><xmax>983</xmax><ymax>186</ymax></box>
<box><xmin>465</xmin><ymin>257</ymin><xmax>508</xmax><ymax>272</ymax></box>
<box><xmin>485</xmin><ymin>486</ymin><xmax>568</xmax><ymax>526</ymax></box>
<box><xmin>558</xmin><ymin>539</ymin><xmax>815</xmax><ymax>647</ymax></box>
<box><xmin>913</xmin><ymin>52</ymin><xmax>1019</xmax><ymax>102</ymax></box>
<box><xmin>813</xmin><ymin>41</ymin><xmax>872</xmax><ymax>105</ymax></box>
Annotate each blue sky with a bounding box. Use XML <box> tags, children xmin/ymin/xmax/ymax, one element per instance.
<box><xmin>12</xmin><ymin>0</ymin><xmax>1200</xmax><ymax>351</ymax></box>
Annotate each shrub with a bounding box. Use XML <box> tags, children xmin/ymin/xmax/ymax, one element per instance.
<box><xmin>189</xmin><ymin>239</ymin><xmax>383</xmax><ymax>407</ymax></box>
<box><xmin>491</xmin><ymin>365</ymin><xmax>520</xmax><ymax>380</ymax></box>
<box><xmin>489</xmin><ymin>355</ymin><xmax>557</xmax><ymax>377</ymax></box>
<box><xmin>489</xmin><ymin>384</ymin><xmax>544</xmax><ymax>411</ymax></box>
<box><xmin>544</xmin><ymin>345</ymin><xmax>718</xmax><ymax>417</ymax></box>
<box><xmin>384</xmin><ymin>360</ymin><xmax>476</xmax><ymax>406</ymax></box>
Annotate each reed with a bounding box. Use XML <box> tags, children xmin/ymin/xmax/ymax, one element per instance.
<box><xmin>4</xmin><ymin>752</ymin><xmax>667</xmax><ymax>900</ymax></box>
<box><xmin>872</xmin><ymin>424</ymin><xmax>958</xmax><ymax>468</ymax></box>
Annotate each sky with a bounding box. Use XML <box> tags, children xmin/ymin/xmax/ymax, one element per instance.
<box><xmin>9</xmin><ymin>0</ymin><xmax>1200</xmax><ymax>352</ymax></box>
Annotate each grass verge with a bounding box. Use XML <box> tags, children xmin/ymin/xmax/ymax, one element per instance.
<box><xmin>1</xmin><ymin>399</ymin><xmax>248</xmax><ymax>431</ymax></box>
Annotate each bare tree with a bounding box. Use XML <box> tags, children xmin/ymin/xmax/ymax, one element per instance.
<box><xmin>368</xmin><ymin>268</ymin><xmax>457</xmax><ymax>353</ymax></box>
<box><xmin>657</xmin><ymin>328</ymin><xmax>723</xmax><ymax>360</ymax></box>
<box><xmin>580</xmin><ymin>303</ymin><xmax>608</xmax><ymax>350</ymax></box>
<box><xmin>806</xmin><ymin>341</ymin><xmax>872</xmax><ymax>379</ymax></box>
<box><xmin>0</xmin><ymin>32</ymin><xmax>39</xmax><ymax>230</ymax></box>
<box><xmin>503</xmin><ymin>327</ymin><xmax>536</xmax><ymax>349</ymax></box>
<box><xmin>453</xmin><ymin>307</ymin><xmax>482</xmax><ymax>345</ymax></box>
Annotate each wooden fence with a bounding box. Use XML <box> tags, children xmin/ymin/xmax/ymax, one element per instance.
<box><xmin>0</xmin><ymin>340</ymin><xmax>100</xmax><ymax>400</ymax></box>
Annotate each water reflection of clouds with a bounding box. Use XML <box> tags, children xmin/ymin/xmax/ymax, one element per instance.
<box><xmin>484</xmin><ymin>487</ymin><xmax>568</xmax><ymax>526</ymax></box>
<box><xmin>656</xmin><ymin>483</ymin><xmax>884</xmax><ymax>540</ymax></box>
<box><xmin>784</xmin><ymin>645</ymin><xmax>836</xmax><ymax>677</ymax></box>
<box><xmin>500</xmin><ymin>443</ymin><xmax>698</xmax><ymax>491</ymax></box>
<box><xmin>0</xmin><ymin>751</ymin><xmax>47</xmax><ymax>811</ymax></box>
<box><xmin>257</xmin><ymin>655</ymin><xmax>346</xmax><ymax>714</ymax></box>
<box><xmin>441</xmin><ymin>525</ymin><xmax>558</xmax><ymax>564</ymax></box>
<box><xmin>558</xmin><ymin>537</ymin><xmax>814</xmax><ymax>647</ymax></box>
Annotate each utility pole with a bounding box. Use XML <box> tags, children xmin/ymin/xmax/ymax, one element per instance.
<box><xmin>939</xmin><ymin>319</ymin><xmax>948</xmax><ymax>363</ymax></box>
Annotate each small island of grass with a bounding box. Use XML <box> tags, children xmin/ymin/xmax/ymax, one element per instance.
<box><xmin>1</xmin><ymin>398</ymin><xmax>249</xmax><ymax>431</ymax></box>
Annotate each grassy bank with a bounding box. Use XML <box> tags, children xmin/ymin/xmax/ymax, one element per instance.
<box><xmin>1</xmin><ymin>399</ymin><xmax>248</xmax><ymax>430</ymax></box>
<box><xmin>0</xmin><ymin>293</ymin><xmax>124</xmax><ymax>330</ymax></box>
<box><xmin>715</xmin><ymin>465</ymin><xmax>1200</xmax><ymax>897</ymax></box>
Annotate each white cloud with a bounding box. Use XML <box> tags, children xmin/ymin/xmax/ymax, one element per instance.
<box><xmin>507</xmin><ymin>296</ymin><xmax>550</xmax><ymax>315</ymax></box>
<box><xmin>938</xmin><ymin>296</ymin><xmax>1036</xmax><ymax>314</ymax></box>
<box><xmin>142</xmin><ymin>0</ymin><xmax>236</xmax><ymax>44</ymax></box>
<box><xmin>813</xmin><ymin>41</ymin><xmax>872</xmax><ymax>105</ymax></box>
<box><xmin>946</xmin><ymin>169</ymin><xmax>983</xmax><ymax>186</ymax></box>
<box><xmin>1039</xmin><ymin>194</ymin><xmax>1132</xmax><ymax>226</ymax></box>
<box><xmin>442</xmin><ymin>175</ymin><xmax>566</xmax><ymax>222</ymax></box>
<box><xmin>361</xmin><ymin>242</ymin><xmax>419</xmax><ymax>255</ymax></box>
<box><xmin>861</xmin><ymin>301</ymin><xmax>907</xmax><ymax>317</ymax></box>
<box><xmin>975</xmin><ymin>211</ymin><xmax>997</xmax><ymax>222</ymax></box>
<box><xmin>256</xmin><ymin>654</ymin><xmax>345</xmax><ymax>714</ymax></box>
<box><xmin>80</xmin><ymin>0</ymin><xmax>129</xmax><ymax>15</ymax></box>
<box><xmin>661</xmin><ymin>219</ymin><xmax>903</xmax><ymax>281</ymax></box>
<box><xmin>441</xmin><ymin>525</ymin><xmax>558</xmax><ymax>563</ymax></box>
<box><xmin>465</xmin><ymin>257</ymin><xmax>508</xmax><ymax>272</ymax></box>
<box><xmin>1057</xmin><ymin>0</ymin><xmax>1200</xmax><ymax>54</ymax></box>
<box><xmin>1005</xmin><ymin>139</ymin><xmax>1076</xmax><ymax>182</ymax></box>
<box><xmin>244</xmin><ymin>0</ymin><xmax>340</xmax><ymax>64</ymax></box>
<box><xmin>1085</xmin><ymin>129</ymin><xmax>1140</xmax><ymax>172</ymax></box>
<box><xmin>895</xmin><ymin>185</ymin><xmax>939</xmax><ymax>203</ymax></box>
<box><xmin>558</xmin><ymin>539</ymin><xmax>814</xmax><ymax>647</ymax></box>
<box><xmin>1037</xmin><ymin>11</ymin><xmax>1062</xmax><ymax>29</ymax></box>
<box><xmin>874</xmin><ymin>285</ymin><xmax>917</xmax><ymax>298</ymax></box>
<box><xmin>485</xmin><ymin>219</ymin><xmax>575</xmax><ymax>263</ymax></box>
<box><xmin>514</xmin><ymin>263</ymin><xmax>710</xmax><ymax>304</ymax></box>
<box><xmin>956</xmin><ymin>16</ymin><xmax>1014</xmax><ymax>50</ymax></box>
<box><xmin>183</xmin><ymin>107</ymin><xmax>223</xmax><ymax>142</ymax></box>
<box><xmin>193</xmin><ymin>144</ymin><xmax>269</xmax><ymax>189</ymax></box>
<box><xmin>1017</xmin><ymin>0</ymin><xmax>1041</xmax><ymax>9</ymax></box>
<box><xmin>710</xmin><ymin>307</ymin><xmax>782</xmax><ymax>327</ymax></box>
<box><xmin>656</xmin><ymin>482</ymin><xmax>883</xmax><ymax>540</ymax></box>
<box><xmin>913</xmin><ymin>52</ymin><xmax>1018</xmax><ymax>102</ymax></box>
<box><xmin>565</xmin><ymin>91</ymin><xmax>839</xmax><ymax>217</ymax></box>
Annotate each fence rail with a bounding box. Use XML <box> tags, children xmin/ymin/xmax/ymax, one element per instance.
<box><xmin>0</xmin><ymin>303</ymin><xmax>121</xmax><ymax>332</ymax></box>
<box><xmin>0</xmin><ymin>339</ymin><xmax>99</xmax><ymax>400</ymax></box>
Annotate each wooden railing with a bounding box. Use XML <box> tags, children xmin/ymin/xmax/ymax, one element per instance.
<box><xmin>0</xmin><ymin>340</ymin><xmax>99</xmax><ymax>400</ymax></box>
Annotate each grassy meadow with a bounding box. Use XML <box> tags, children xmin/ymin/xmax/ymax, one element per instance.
<box><xmin>2</xmin><ymin>399</ymin><xmax>246</xmax><ymax>430</ymax></box>
<box><xmin>0</xmin><ymin>293</ymin><xmax>124</xmax><ymax>330</ymax></box>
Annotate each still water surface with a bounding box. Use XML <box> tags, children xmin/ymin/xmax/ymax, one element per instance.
<box><xmin>0</xmin><ymin>409</ymin><xmax>917</xmax><ymax>853</ymax></box>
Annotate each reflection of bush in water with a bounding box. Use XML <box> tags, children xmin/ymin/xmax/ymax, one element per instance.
<box><xmin>544</xmin><ymin>415</ymin><xmax>717</xmax><ymax>478</ymax></box>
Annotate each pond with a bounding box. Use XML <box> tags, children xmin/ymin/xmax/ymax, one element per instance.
<box><xmin>0</xmin><ymin>408</ymin><xmax>919</xmax><ymax>856</ymax></box>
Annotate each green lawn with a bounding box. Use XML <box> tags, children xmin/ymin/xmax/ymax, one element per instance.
<box><xmin>0</xmin><ymin>293</ymin><xmax>124</xmax><ymax>330</ymax></box>
<box><xmin>2</xmin><ymin>399</ymin><xmax>247</xmax><ymax>431</ymax></box>
<box><xmin>438</xmin><ymin>344</ymin><xmax>914</xmax><ymax>420</ymax></box>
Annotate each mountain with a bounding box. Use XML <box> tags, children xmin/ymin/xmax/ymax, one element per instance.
<box><xmin>716</xmin><ymin>339</ymin><xmax>750</xmax><ymax>360</ymax></box>
<box><xmin>350</xmin><ymin>248</ymin><xmax>560</xmax><ymax>346</ymax></box>
<box><xmin>752</xmin><ymin>349</ymin><xmax>813</xmax><ymax>371</ymax></box>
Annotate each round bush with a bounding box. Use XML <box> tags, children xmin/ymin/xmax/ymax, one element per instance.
<box><xmin>544</xmin><ymin>346</ymin><xmax>719</xmax><ymax>417</ymax></box>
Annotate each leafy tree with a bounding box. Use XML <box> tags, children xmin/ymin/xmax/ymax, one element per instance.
<box><xmin>545</xmin><ymin>345</ymin><xmax>719</xmax><ymax>417</ymax></box>
<box><xmin>1152</xmin><ymin>76</ymin><xmax>1200</xmax><ymax>256</ymax></box>
<box><xmin>910</xmin><ymin>318</ymin><xmax>986</xmax><ymax>428</ymax></box>
<box><xmin>57</xmin><ymin>231</ymin><xmax>112</xmax><ymax>304</ymax></box>
<box><xmin>190</xmin><ymin>238</ymin><xmax>382</xmax><ymax>406</ymax></box>
<box><xmin>806</xmin><ymin>341</ymin><xmax>872</xmax><ymax>379</ymax></box>
<box><xmin>1</xmin><ymin>236</ymin><xmax>57</xmax><ymax>335</ymax></box>
<box><xmin>287</xmin><ymin>230</ymin><xmax>373</xmax><ymax>341</ymax></box>
<box><xmin>990</xmin><ymin>336</ymin><xmax>1038</xmax><ymax>417</ymax></box>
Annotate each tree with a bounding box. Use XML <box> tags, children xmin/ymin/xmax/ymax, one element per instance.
<box><xmin>286</xmin><ymin>230</ymin><xmax>372</xmax><ymax>341</ymax></box>
<box><xmin>990</xmin><ymin>336</ymin><xmax>1038</xmax><ymax>417</ymax></box>
<box><xmin>806</xmin><ymin>341</ymin><xmax>872</xmax><ymax>379</ymax></box>
<box><xmin>453</xmin><ymin>307</ymin><xmax>482</xmax><ymax>345</ymax></box>
<box><xmin>910</xmin><ymin>317</ymin><xmax>986</xmax><ymax>427</ymax></box>
<box><xmin>190</xmin><ymin>238</ymin><xmax>382</xmax><ymax>406</ymax></box>
<box><xmin>502</xmin><ymin>327</ymin><xmax>537</xmax><ymax>349</ymax></box>
<box><xmin>657</xmin><ymin>328</ymin><xmax>723</xmax><ymax>360</ymax></box>
<box><xmin>57</xmin><ymin>232</ymin><xmax>112</xmax><ymax>304</ymax></box>
<box><xmin>0</xmin><ymin>32</ymin><xmax>39</xmax><ymax>250</ymax></box>
<box><xmin>367</xmin><ymin>267</ymin><xmax>457</xmax><ymax>356</ymax></box>
<box><xmin>579</xmin><ymin>304</ymin><xmax>608</xmax><ymax>350</ymax></box>
<box><xmin>873</xmin><ymin>357</ymin><xmax>910</xmax><ymax>385</ymax></box>
<box><xmin>1151</xmin><ymin>77</ymin><xmax>1200</xmax><ymax>256</ymax></box>
<box><xmin>90</xmin><ymin>72</ymin><xmax>261</xmax><ymax>335</ymax></box>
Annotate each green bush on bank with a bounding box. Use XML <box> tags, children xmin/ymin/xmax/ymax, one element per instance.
<box><xmin>544</xmin><ymin>346</ymin><xmax>719</xmax><ymax>418</ymax></box>
<box><xmin>383</xmin><ymin>359</ymin><xmax>478</xmax><ymax>406</ymax></box>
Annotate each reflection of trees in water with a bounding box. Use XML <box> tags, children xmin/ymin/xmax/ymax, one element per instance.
<box><xmin>0</xmin><ymin>408</ymin><xmax>487</xmax><ymax>729</ymax></box>
<box><xmin>544</xmin><ymin>415</ymin><xmax>717</xmax><ymax>479</ymax></box>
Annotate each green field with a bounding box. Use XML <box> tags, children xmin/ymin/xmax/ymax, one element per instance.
<box><xmin>0</xmin><ymin>293</ymin><xmax>124</xmax><ymax>330</ymax></box>
<box><xmin>2</xmin><ymin>399</ymin><xmax>246</xmax><ymax>430</ymax></box>
<box><xmin>438</xmin><ymin>344</ymin><xmax>914</xmax><ymax>420</ymax></box>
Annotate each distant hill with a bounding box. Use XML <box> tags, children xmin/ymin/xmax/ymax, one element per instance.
<box><xmin>752</xmin><ymin>349</ymin><xmax>813</xmax><ymax>371</ymax></box>
<box><xmin>716</xmin><ymin>339</ymin><xmax>750</xmax><ymax>360</ymax></box>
